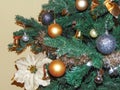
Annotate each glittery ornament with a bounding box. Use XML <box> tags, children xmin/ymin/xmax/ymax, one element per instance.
<box><xmin>75</xmin><ymin>0</ymin><xmax>88</xmax><ymax>11</ymax></box>
<box><xmin>96</xmin><ymin>33</ymin><xmax>116</xmax><ymax>54</ymax></box>
<box><xmin>22</xmin><ymin>32</ymin><xmax>29</xmax><ymax>42</ymax></box>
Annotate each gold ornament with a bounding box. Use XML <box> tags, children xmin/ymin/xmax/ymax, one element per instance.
<box><xmin>91</xmin><ymin>0</ymin><xmax>99</xmax><ymax>11</ymax></box>
<box><xmin>48</xmin><ymin>23</ymin><xmax>62</xmax><ymax>38</ymax></box>
<box><xmin>75</xmin><ymin>0</ymin><xmax>88</xmax><ymax>11</ymax></box>
<box><xmin>48</xmin><ymin>60</ymin><xmax>66</xmax><ymax>77</ymax></box>
<box><xmin>75</xmin><ymin>30</ymin><xmax>81</xmax><ymax>38</ymax></box>
<box><xmin>104</xmin><ymin>0</ymin><xmax>120</xmax><ymax>18</ymax></box>
<box><xmin>89</xmin><ymin>29</ymin><xmax>98</xmax><ymax>38</ymax></box>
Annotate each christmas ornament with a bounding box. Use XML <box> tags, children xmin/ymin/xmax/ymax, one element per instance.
<box><xmin>89</xmin><ymin>29</ymin><xmax>98</xmax><ymax>38</ymax></box>
<box><xmin>75</xmin><ymin>0</ymin><xmax>88</xmax><ymax>11</ymax></box>
<box><xmin>48</xmin><ymin>23</ymin><xmax>62</xmax><ymax>38</ymax></box>
<box><xmin>86</xmin><ymin>61</ymin><xmax>92</xmax><ymax>67</ymax></box>
<box><xmin>96</xmin><ymin>33</ymin><xmax>116</xmax><ymax>54</ymax></box>
<box><xmin>104</xmin><ymin>0</ymin><xmax>120</xmax><ymax>18</ymax></box>
<box><xmin>91</xmin><ymin>0</ymin><xmax>99</xmax><ymax>11</ymax></box>
<box><xmin>103</xmin><ymin>51</ymin><xmax>120</xmax><ymax>68</ymax></box>
<box><xmin>48</xmin><ymin>60</ymin><xmax>66</xmax><ymax>77</ymax></box>
<box><xmin>75</xmin><ymin>30</ymin><xmax>81</xmax><ymax>38</ymax></box>
<box><xmin>95</xmin><ymin>75</ymin><xmax>103</xmax><ymax>84</ymax></box>
<box><xmin>39</xmin><ymin>10</ymin><xmax>54</xmax><ymax>25</ymax></box>
<box><xmin>94</xmin><ymin>69</ymin><xmax>104</xmax><ymax>84</ymax></box>
<box><xmin>22</xmin><ymin>32</ymin><xmax>29</xmax><ymax>42</ymax></box>
<box><xmin>13</xmin><ymin>53</ymin><xmax>52</xmax><ymax>90</ymax></box>
<box><xmin>108</xmin><ymin>67</ymin><xmax>118</xmax><ymax>76</ymax></box>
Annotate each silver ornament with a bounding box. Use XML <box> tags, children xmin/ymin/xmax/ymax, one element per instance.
<box><xmin>109</xmin><ymin>67</ymin><xmax>118</xmax><ymax>76</ymax></box>
<box><xmin>109</xmin><ymin>67</ymin><xmax>114</xmax><ymax>74</ymax></box>
<box><xmin>95</xmin><ymin>75</ymin><xmax>103</xmax><ymax>84</ymax></box>
<box><xmin>86</xmin><ymin>61</ymin><xmax>92</xmax><ymax>67</ymax></box>
<box><xmin>96</xmin><ymin>33</ymin><xmax>116</xmax><ymax>54</ymax></box>
<box><xmin>22</xmin><ymin>32</ymin><xmax>29</xmax><ymax>42</ymax></box>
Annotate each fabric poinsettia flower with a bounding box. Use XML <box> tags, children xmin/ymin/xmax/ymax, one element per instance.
<box><xmin>13</xmin><ymin>53</ymin><xmax>52</xmax><ymax>90</ymax></box>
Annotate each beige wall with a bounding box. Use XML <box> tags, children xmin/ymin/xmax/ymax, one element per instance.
<box><xmin>0</xmin><ymin>0</ymin><xmax>48</xmax><ymax>90</ymax></box>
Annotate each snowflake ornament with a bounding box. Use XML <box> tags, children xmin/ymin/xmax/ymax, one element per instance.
<box><xmin>13</xmin><ymin>53</ymin><xmax>52</xmax><ymax>90</ymax></box>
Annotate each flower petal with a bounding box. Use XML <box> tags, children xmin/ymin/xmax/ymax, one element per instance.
<box><xmin>15</xmin><ymin>57</ymin><xmax>29</xmax><ymax>70</ymax></box>
<box><xmin>24</xmin><ymin>74</ymin><xmax>38</xmax><ymax>90</ymax></box>
<box><xmin>14</xmin><ymin>70</ymin><xmax>30</xmax><ymax>83</ymax></box>
<box><xmin>35</xmin><ymin>70</ymin><xmax>50</xmax><ymax>86</ymax></box>
<box><xmin>26</xmin><ymin>55</ymin><xmax>36</xmax><ymax>66</ymax></box>
<box><xmin>36</xmin><ymin>57</ymin><xmax>52</xmax><ymax>68</ymax></box>
<box><xmin>35</xmin><ymin>53</ymin><xmax>46</xmax><ymax>61</ymax></box>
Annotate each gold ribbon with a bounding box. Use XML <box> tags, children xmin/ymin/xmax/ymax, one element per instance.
<box><xmin>104</xmin><ymin>0</ymin><xmax>120</xmax><ymax>18</ymax></box>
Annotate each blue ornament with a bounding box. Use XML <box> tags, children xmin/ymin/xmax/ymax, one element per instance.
<box><xmin>96</xmin><ymin>33</ymin><xmax>116</xmax><ymax>54</ymax></box>
<box><xmin>42</xmin><ymin>12</ymin><xmax>54</xmax><ymax>25</ymax></box>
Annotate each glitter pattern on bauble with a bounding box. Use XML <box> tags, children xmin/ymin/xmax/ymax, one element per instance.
<box><xmin>96</xmin><ymin>34</ymin><xmax>116</xmax><ymax>54</ymax></box>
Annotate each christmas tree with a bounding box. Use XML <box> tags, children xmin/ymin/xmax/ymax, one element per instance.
<box><xmin>8</xmin><ymin>0</ymin><xmax>120</xmax><ymax>90</ymax></box>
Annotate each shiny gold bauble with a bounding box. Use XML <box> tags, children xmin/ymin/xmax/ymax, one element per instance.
<box><xmin>75</xmin><ymin>30</ymin><xmax>81</xmax><ymax>38</ymax></box>
<box><xmin>90</xmin><ymin>29</ymin><xmax>98</xmax><ymax>38</ymax></box>
<box><xmin>48</xmin><ymin>23</ymin><xmax>62</xmax><ymax>38</ymax></box>
<box><xmin>48</xmin><ymin>60</ymin><xmax>66</xmax><ymax>77</ymax></box>
<box><xmin>75</xmin><ymin>0</ymin><xmax>88</xmax><ymax>11</ymax></box>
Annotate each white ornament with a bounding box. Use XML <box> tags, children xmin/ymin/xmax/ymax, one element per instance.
<box><xmin>86</xmin><ymin>61</ymin><xmax>92</xmax><ymax>67</ymax></box>
<box><xmin>22</xmin><ymin>32</ymin><xmax>29</xmax><ymax>42</ymax></box>
<box><xmin>109</xmin><ymin>67</ymin><xmax>114</xmax><ymax>74</ymax></box>
<box><xmin>90</xmin><ymin>29</ymin><xmax>98</xmax><ymax>38</ymax></box>
<box><xmin>13</xmin><ymin>53</ymin><xmax>52</xmax><ymax>90</ymax></box>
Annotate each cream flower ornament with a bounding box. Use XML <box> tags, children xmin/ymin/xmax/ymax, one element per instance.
<box><xmin>13</xmin><ymin>53</ymin><xmax>52</xmax><ymax>90</ymax></box>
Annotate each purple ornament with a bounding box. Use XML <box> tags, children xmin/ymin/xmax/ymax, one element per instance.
<box><xmin>96</xmin><ymin>33</ymin><xmax>116</xmax><ymax>54</ymax></box>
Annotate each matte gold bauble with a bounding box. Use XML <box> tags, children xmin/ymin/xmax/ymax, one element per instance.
<box><xmin>90</xmin><ymin>29</ymin><xmax>98</xmax><ymax>38</ymax></box>
<box><xmin>76</xmin><ymin>0</ymin><xmax>88</xmax><ymax>11</ymax></box>
<box><xmin>48</xmin><ymin>60</ymin><xmax>66</xmax><ymax>77</ymax></box>
<box><xmin>48</xmin><ymin>23</ymin><xmax>62</xmax><ymax>38</ymax></box>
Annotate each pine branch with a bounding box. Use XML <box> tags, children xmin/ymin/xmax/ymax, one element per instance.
<box><xmin>65</xmin><ymin>65</ymin><xmax>90</xmax><ymax>88</ymax></box>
